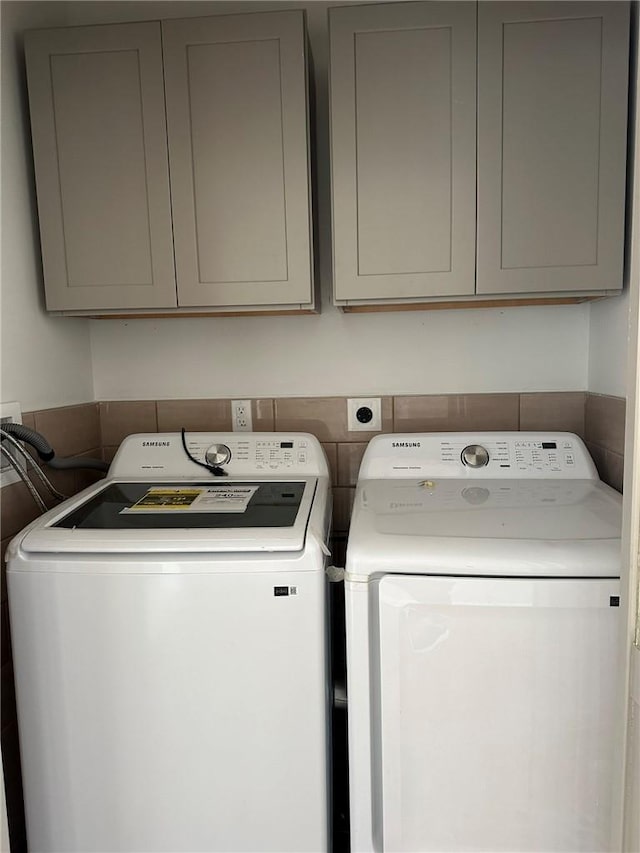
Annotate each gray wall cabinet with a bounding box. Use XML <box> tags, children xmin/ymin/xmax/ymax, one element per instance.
<box><xmin>25</xmin><ymin>22</ymin><xmax>176</xmax><ymax>312</ymax></box>
<box><xmin>330</xmin><ymin>1</ymin><xmax>630</xmax><ymax>308</ymax></box>
<box><xmin>330</xmin><ymin>2</ymin><xmax>477</xmax><ymax>303</ymax></box>
<box><xmin>25</xmin><ymin>12</ymin><xmax>314</xmax><ymax>315</ymax></box>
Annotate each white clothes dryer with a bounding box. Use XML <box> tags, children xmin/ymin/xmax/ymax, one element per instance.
<box><xmin>8</xmin><ymin>432</ymin><xmax>331</xmax><ymax>853</ymax></box>
<box><xmin>345</xmin><ymin>432</ymin><xmax>622</xmax><ymax>853</ymax></box>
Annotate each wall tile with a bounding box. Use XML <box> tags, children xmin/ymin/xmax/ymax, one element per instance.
<box><xmin>394</xmin><ymin>394</ymin><xmax>519</xmax><ymax>433</ymax></box>
<box><xmin>157</xmin><ymin>399</ymin><xmax>232</xmax><ymax>432</ymax></box>
<box><xmin>35</xmin><ymin>465</ymin><xmax>76</xmax><ymax>501</ymax></box>
<box><xmin>275</xmin><ymin>397</ymin><xmax>392</xmax><ymax>442</ymax></box>
<box><xmin>586</xmin><ymin>442</ymin><xmax>624</xmax><ymax>493</ymax></box>
<box><xmin>333</xmin><ymin>487</ymin><xmax>355</xmax><ymax>533</ymax></box>
<box><xmin>0</xmin><ymin>480</ymin><xmax>43</xmax><ymax>541</ymax></box>
<box><xmin>321</xmin><ymin>443</ymin><xmax>338</xmax><ymax>485</ymax></box>
<box><xmin>156</xmin><ymin>399</ymin><xmax>274</xmax><ymax>433</ymax></box>
<box><xmin>586</xmin><ymin>441</ymin><xmax>606</xmax><ymax>484</ymax></box>
<box><xmin>99</xmin><ymin>401</ymin><xmax>158</xmax><ymax>446</ymax></box>
<box><xmin>33</xmin><ymin>403</ymin><xmax>100</xmax><ymax>458</ymax></box>
<box><xmin>337</xmin><ymin>443</ymin><xmax>367</xmax><ymax>486</ymax></box>
<box><xmin>520</xmin><ymin>392</ymin><xmax>586</xmax><ymax>437</ymax></box>
<box><xmin>16</xmin><ymin>452</ymin><xmax>104</xmax><ymax>503</ymax></box>
<box><xmin>602</xmin><ymin>450</ymin><xmax>625</xmax><ymax>493</ymax></box>
<box><xmin>2</xmin><ymin>427</ymin><xmax>77</xmax><ymax>503</ymax></box>
<box><xmin>74</xmin><ymin>450</ymin><xmax>107</xmax><ymax>493</ymax></box>
<box><xmin>253</xmin><ymin>399</ymin><xmax>275</xmax><ymax>431</ymax></box>
<box><xmin>585</xmin><ymin>394</ymin><xmax>626</xmax><ymax>456</ymax></box>
<box><xmin>103</xmin><ymin>446</ymin><xmax>120</xmax><ymax>465</ymax></box>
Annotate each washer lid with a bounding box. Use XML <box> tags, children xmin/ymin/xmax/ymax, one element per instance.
<box><xmin>346</xmin><ymin>478</ymin><xmax>622</xmax><ymax>578</ymax></box>
<box><xmin>19</xmin><ymin>479</ymin><xmax>317</xmax><ymax>554</ymax></box>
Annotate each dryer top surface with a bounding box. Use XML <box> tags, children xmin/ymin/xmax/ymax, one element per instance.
<box><xmin>346</xmin><ymin>433</ymin><xmax>621</xmax><ymax>579</ymax></box>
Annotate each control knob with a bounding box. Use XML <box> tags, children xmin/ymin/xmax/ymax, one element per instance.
<box><xmin>205</xmin><ymin>444</ymin><xmax>232</xmax><ymax>467</ymax></box>
<box><xmin>461</xmin><ymin>444</ymin><xmax>489</xmax><ymax>468</ymax></box>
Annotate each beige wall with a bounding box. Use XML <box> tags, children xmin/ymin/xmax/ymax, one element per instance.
<box><xmin>1</xmin><ymin>0</ymin><xmax>597</xmax><ymax>411</ymax></box>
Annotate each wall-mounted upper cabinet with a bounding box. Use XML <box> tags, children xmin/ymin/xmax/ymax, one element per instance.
<box><xmin>330</xmin><ymin>2</ymin><xmax>477</xmax><ymax>303</ymax></box>
<box><xmin>162</xmin><ymin>13</ymin><xmax>313</xmax><ymax>310</ymax></box>
<box><xmin>25</xmin><ymin>11</ymin><xmax>314</xmax><ymax>316</ymax></box>
<box><xmin>25</xmin><ymin>23</ymin><xmax>176</xmax><ymax>312</ymax></box>
<box><xmin>329</xmin><ymin>1</ymin><xmax>630</xmax><ymax>310</ymax></box>
<box><xmin>477</xmin><ymin>2</ymin><xmax>630</xmax><ymax>297</ymax></box>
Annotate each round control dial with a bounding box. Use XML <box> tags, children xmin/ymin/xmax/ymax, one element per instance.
<box><xmin>205</xmin><ymin>443</ymin><xmax>232</xmax><ymax>467</ymax></box>
<box><xmin>460</xmin><ymin>444</ymin><xmax>490</xmax><ymax>468</ymax></box>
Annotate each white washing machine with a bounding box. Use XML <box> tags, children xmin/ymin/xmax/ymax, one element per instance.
<box><xmin>345</xmin><ymin>432</ymin><xmax>623</xmax><ymax>853</ymax></box>
<box><xmin>7</xmin><ymin>432</ymin><xmax>331</xmax><ymax>853</ymax></box>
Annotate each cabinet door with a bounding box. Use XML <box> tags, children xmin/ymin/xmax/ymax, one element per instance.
<box><xmin>25</xmin><ymin>23</ymin><xmax>176</xmax><ymax>311</ymax></box>
<box><xmin>477</xmin><ymin>2</ymin><xmax>629</xmax><ymax>295</ymax></box>
<box><xmin>330</xmin><ymin>2</ymin><xmax>476</xmax><ymax>304</ymax></box>
<box><xmin>163</xmin><ymin>12</ymin><xmax>313</xmax><ymax>309</ymax></box>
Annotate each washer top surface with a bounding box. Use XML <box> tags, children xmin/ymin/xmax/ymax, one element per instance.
<box><xmin>12</xmin><ymin>433</ymin><xmax>329</xmax><ymax>558</ymax></box>
<box><xmin>346</xmin><ymin>432</ymin><xmax>622</xmax><ymax>579</ymax></box>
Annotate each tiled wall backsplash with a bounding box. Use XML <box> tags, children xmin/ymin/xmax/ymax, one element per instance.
<box><xmin>0</xmin><ymin>390</ymin><xmax>627</xmax><ymax>850</ymax></box>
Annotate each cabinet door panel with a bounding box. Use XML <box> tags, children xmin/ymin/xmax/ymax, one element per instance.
<box><xmin>330</xmin><ymin>2</ymin><xmax>476</xmax><ymax>303</ymax></box>
<box><xmin>477</xmin><ymin>2</ymin><xmax>629</xmax><ymax>295</ymax></box>
<box><xmin>25</xmin><ymin>23</ymin><xmax>176</xmax><ymax>311</ymax></box>
<box><xmin>163</xmin><ymin>12</ymin><xmax>313</xmax><ymax>308</ymax></box>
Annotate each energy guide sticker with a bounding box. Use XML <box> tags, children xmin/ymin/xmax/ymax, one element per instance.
<box><xmin>121</xmin><ymin>486</ymin><xmax>258</xmax><ymax>514</ymax></box>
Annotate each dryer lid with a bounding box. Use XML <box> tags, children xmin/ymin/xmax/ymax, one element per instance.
<box><xmin>19</xmin><ymin>479</ymin><xmax>318</xmax><ymax>554</ymax></box>
<box><xmin>346</xmin><ymin>478</ymin><xmax>622</xmax><ymax>578</ymax></box>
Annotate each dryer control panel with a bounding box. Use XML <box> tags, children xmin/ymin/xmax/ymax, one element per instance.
<box><xmin>360</xmin><ymin>433</ymin><xmax>598</xmax><ymax>480</ymax></box>
<box><xmin>108</xmin><ymin>433</ymin><xmax>329</xmax><ymax>478</ymax></box>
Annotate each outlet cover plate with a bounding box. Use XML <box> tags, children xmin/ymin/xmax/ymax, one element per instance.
<box><xmin>347</xmin><ymin>398</ymin><xmax>382</xmax><ymax>432</ymax></box>
<box><xmin>232</xmin><ymin>400</ymin><xmax>253</xmax><ymax>432</ymax></box>
<box><xmin>0</xmin><ymin>401</ymin><xmax>23</xmax><ymax>487</ymax></box>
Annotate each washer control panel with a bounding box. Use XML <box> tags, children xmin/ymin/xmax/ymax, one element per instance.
<box><xmin>109</xmin><ymin>433</ymin><xmax>329</xmax><ymax>478</ymax></box>
<box><xmin>182</xmin><ymin>436</ymin><xmax>315</xmax><ymax>473</ymax></box>
<box><xmin>360</xmin><ymin>433</ymin><xmax>598</xmax><ymax>480</ymax></box>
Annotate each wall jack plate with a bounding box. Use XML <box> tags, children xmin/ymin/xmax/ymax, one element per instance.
<box><xmin>347</xmin><ymin>398</ymin><xmax>382</xmax><ymax>432</ymax></box>
<box><xmin>0</xmin><ymin>401</ymin><xmax>23</xmax><ymax>487</ymax></box>
<box><xmin>232</xmin><ymin>400</ymin><xmax>253</xmax><ymax>432</ymax></box>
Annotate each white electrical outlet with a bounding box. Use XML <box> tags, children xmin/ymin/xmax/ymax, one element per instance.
<box><xmin>232</xmin><ymin>400</ymin><xmax>253</xmax><ymax>432</ymax></box>
<box><xmin>0</xmin><ymin>401</ymin><xmax>23</xmax><ymax>487</ymax></box>
<box><xmin>347</xmin><ymin>398</ymin><xmax>382</xmax><ymax>432</ymax></box>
